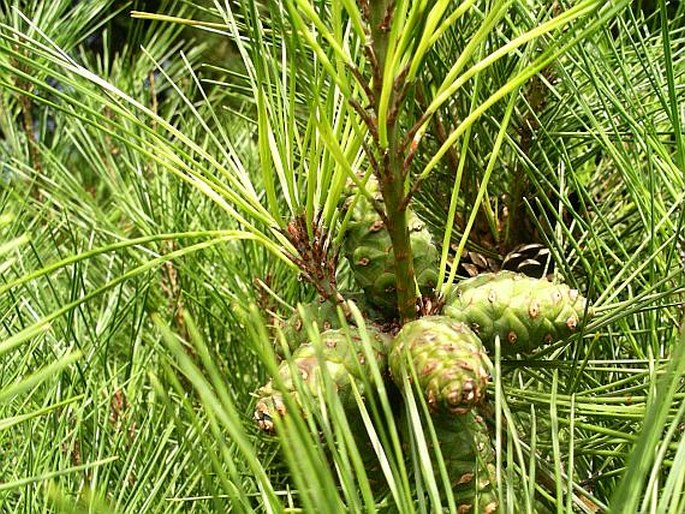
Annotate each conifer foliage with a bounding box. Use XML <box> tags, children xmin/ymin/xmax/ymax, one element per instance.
<box><xmin>1</xmin><ymin>1</ymin><xmax>685</xmax><ymax>513</ymax></box>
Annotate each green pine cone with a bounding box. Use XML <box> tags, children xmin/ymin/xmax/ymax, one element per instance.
<box><xmin>255</xmin><ymin>328</ymin><xmax>390</xmax><ymax>433</ymax></box>
<box><xmin>345</xmin><ymin>408</ymin><xmax>390</xmax><ymax>494</ymax></box>
<box><xmin>389</xmin><ymin>316</ymin><xmax>491</xmax><ymax>415</ymax></box>
<box><xmin>444</xmin><ymin>271</ymin><xmax>592</xmax><ymax>355</ymax></box>
<box><xmin>342</xmin><ymin>178</ymin><xmax>439</xmax><ymax>314</ymax></box>
<box><xmin>433</xmin><ymin>410</ymin><xmax>499</xmax><ymax>514</ymax></box>
<box><xmin>277</xmin><ymin>300</ymin><xmax>343</xmax><ymax>356</ymax></box>
<box><xmin>276</xmin><ymin>296</ymin><xmax>385</xmax><ymax>357</ymax></box>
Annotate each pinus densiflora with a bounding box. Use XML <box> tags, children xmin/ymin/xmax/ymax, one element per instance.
<box><xmin>256</xmin><ymin>187</ymin><xmax>592</xmax><ymax>512</ymax></box>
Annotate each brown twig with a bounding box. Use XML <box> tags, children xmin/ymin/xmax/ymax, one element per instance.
<box><xmin>348</xmin><ymin>97</ymin><xmax>380</xmax><ymax>145</ymax></box>
<box><xmin>401</xmin><ymin>89</ymin><xmax>460</xmax><ymax>209</ymax></box>
<box><xmin>505</xmin><ymin>69</ymin><xmax>555</xmax><ymax>249</ymax></box>
<box><xmin>358</xmin><ymin>0</ymin><xmax>371</xmax><ymax>21</ymax></box>
<box><xmin>401</xmin><ymin>138</ymin><xmax>419</xmax><ymax>174</ymax></box>
<box><xmin>359</xmin><ymin>136</ymin><xmax>380</xmax><ymax>171</ymax></box>
<box><xmin>11</xmin><ymin>45</ymin><xmax>42</xmax><ymax>181</ymax></box>
<box><xmin>401</xmin><ymin>110</ymin><xmax>431</xmax><ymax>155</ymax></box>
<box><xmin>363</xmin><ymin>43</ymin><xmax>381</xmax><ymax>90</ymax></box>
<box><xmin>379</xmin><ymin>0</ymin><xmax>396</xmax><ymax>32</ymax></box>
<box><xmin>347</xmin><ymin>63</ymin><xmax>374</xmax><ymax>104</ymax></box>
<box><xmin>391</xmin><ymin>63</ymin><xmax>411</xmax><ymax>113</ymax></box>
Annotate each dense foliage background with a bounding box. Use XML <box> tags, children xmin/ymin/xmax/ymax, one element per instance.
<box><xmin>1</xmin><ymin>1</ymin><xmax>684</xmax><ymax>512</ymax></box>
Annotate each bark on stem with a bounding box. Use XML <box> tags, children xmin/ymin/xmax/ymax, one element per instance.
<box><xmin>380</xmin><ymin>152</ymin><xmax>417</xmax><ymax>322</ymax></box>
<box><xmin>368</xmin><ymin>0</ymin><xmax>417</xmax><ymax>323</ymax></box>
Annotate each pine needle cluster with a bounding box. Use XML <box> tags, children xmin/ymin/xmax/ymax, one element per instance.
<box><xmin>1</xmin><ymin>1</ymin><xmax>684</xmax><ymax>512</ymax></box>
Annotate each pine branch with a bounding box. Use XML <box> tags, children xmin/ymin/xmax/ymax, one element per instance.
<box><xmin>365</xmin><ymin>0</ymin><xmax>417</xmax><ymax>323</ymax></box>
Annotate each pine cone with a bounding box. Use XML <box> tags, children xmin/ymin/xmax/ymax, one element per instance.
<box><xmin>342</xmin><ymin>177</ymin><xmax>439</xmax><ymax>315</ymax></box>
<box><xmin>389</xmin><ymin>316</ymin><xmax>491</xmax><ymax>415</ymax></box>
<box><xmin>255</xmin><ymin>328</ymin><xmax>390</xmax><ymax>433</ymax></box>
<box><xmin>501</xmin><ymin>243</ymin><xmax>554</xmax><ymax>279</ymax></box>
<box><xmin>277</xmin><ymin>300</ymin><xmax>343</xmax><ymax>356</ymax></box>
<box><xmin>448</xmin><ymin>247</ymin><xmax>501</xmax><ymax>278</ymax></box>
<box><xmin>276</xmin><ymin>297</ymin><xmax>386</xmax><ymax>357</ymax></box>
<box><xmin>444</xmin><ymin>271</ymin><xmax>592</xmax><ymax>355</ymax></box>
<box><xmin>433</xmin><ymin>410</ymin><xmax>499</xmax><ymax>514</ymax></box>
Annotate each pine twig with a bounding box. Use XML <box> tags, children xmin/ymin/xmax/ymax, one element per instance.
<box><xmin>366</xmin><ymin>0</ymin><xmax>417</xmax><ymax>322</ymax></box>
